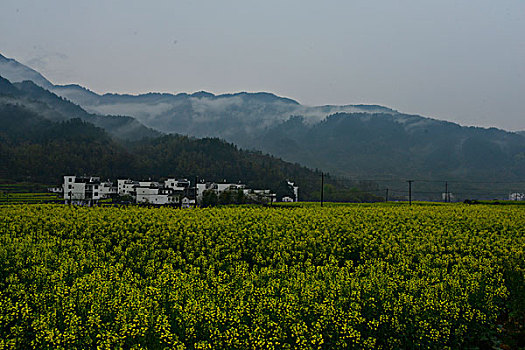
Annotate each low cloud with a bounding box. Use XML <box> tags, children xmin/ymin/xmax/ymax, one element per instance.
<box><xmin>26</xmin><ymin>51</ymin><xmax>68</xmax><ymax>70</ymax></box>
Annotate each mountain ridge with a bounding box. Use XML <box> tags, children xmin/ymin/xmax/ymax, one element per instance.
<box><xmin>0</xmin><ymin>53</ymin><xmax>54</xmax><ymax>89</ymax></box>
<box><xmin>1</xmin><ymin>52</ymin><xmax>523</xmax><ymax>188</ymax></box>
<box><xmin>0</xmin><ymin>75</ymin><xmax>160</xmax><ymax>141</ymax></box>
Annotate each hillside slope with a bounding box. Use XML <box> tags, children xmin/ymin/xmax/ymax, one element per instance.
<box><xmin>255</xmin><ymin>113</ymin><xmax>525</xmax><ymax>181</ymax></box>
<box><xmin>0</xmin><ymin>102</ymin><xmax>373</xmax><ymax>201</ymax></box>
<box><xmin>0</xmin><ymin>76</ymin><xmax>160</xmax><ymax>141</ymax></box>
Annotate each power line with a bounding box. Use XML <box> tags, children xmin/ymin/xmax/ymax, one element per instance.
<box><xmin>326</xmin><ymin>176</ymin><xmax>525</xmax><ymax>185</ymax></box>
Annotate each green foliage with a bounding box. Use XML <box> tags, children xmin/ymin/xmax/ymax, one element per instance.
<box><xmin>217</xmin><ymin>189</ymin><xmax>245</xmax><ymax>205</ymax></box>
<box><xmin>201</xmin><ymin>190</ymin><xmax>218</xmax><ymax>207</ymax></box>
<box><xmin>257</xmin><ymin>113</ymin><xmax>525</xmax><ymax>184</ymax></box>
<box><xmin>0</xmin><ymin>204</ymin><xmax>523</xmax><ymax>349</ymax></box>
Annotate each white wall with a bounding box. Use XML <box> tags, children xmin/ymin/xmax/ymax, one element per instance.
<box><xmin>117</xmin><ymin>179</ymin><xmax>136</xmax><ymax>196</ymax></box>
<box><xmin>135</xmin><ymin>187</ymin><xmax>174</xmax><ymax>205</ymax></box>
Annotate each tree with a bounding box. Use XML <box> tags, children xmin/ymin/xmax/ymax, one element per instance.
<box><xmin>201</xmin><ymin>190</ymin><xmax>218</xmax><ymax>207</ymax></box>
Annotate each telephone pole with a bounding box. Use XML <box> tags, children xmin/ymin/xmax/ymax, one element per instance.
<box><xmin>194</xmin><ymin>176</ymin><xmax>199</xmax><ymax>207</ymax></box>
<box><xmin>445</xmin><ymin>181</ymin><xmax>448</xmax><ymax>203</ymax></box>
<box><xmin>385</xmin><ymin>188</ymin><xmax>389</xmax><ymax>203</ymax></box>
<box><xmin>407</xmin><ymin>180</ymin><xmax>413</xmax><ymax>205</ymax></box>
<box><xmin>321</xmin><ymin>172</ymin><xmax>324</xmax><ymax>207</ymax></box>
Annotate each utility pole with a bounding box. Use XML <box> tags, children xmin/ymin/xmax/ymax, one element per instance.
<box><xmin>445</xmin><ymin>181</ymin><xmax>448</xmax><ymax>203</ymax></box>
<box><xmin>321</xmin><ymin>172</ymin><xmax>324</xmax><ymax>207</ymax></box>
<box><xmin>194</xmin><ymin>176</ymin><xmax>199</xmax><ymax>208</ymax></box>
<box><xmin>407</xmin><ymin>180</ymin><xmax>413</xmax><ymax>205</ymax></box>
<box><xmin>385</xmin><ymin>188</ymin><xmax>389</xmax><ymax>203</ymax></box>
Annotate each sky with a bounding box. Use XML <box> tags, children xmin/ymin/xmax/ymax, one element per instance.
<box><xmin>1</xmin><ymin>0</ymin><xmax>524</xmax><ymax>131</ymax></box>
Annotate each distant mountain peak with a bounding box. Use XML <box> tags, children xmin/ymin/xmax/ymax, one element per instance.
<box><xmin>0</xmin><ymin>52</ymin><xmax>53</xmax><ymax>89</ymax></box>
<box><xmin>186</xmin><ymin>90</ymin><xmax>300</xmax><ymax>104</ymax></box>
<box><xmin>0</xmin><ymin>75</ymin><xmax>22</xmax><ymax>96</ymax></box>
<box><xmin>221</xmin><ymin>91</ymin><xmax>300</xmax><ymax>105</ymax></box>
<box><xmin>0</xmin><ymin>53</ymin><xmax>16</xmax><ymax>63</ymax></box>
<box><xmin>350</xmin><ymin>104</ymin><xmax>398</xmax><ymax>113</ymax></box>
<box><xmin>191</xmin><ymin>91</ymin><xmax>215</xmax><ymax>99</ymax></box>
<box><xmin>56</xmin><ymin>83</ymin><xmax>95</xmax><ymax>92</ymax></box>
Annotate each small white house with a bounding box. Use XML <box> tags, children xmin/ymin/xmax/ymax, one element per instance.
<box><xmin>117</xmin><ymin>179</ymin><xmax>138</xmax><ymax>196</ymax></box>
<box><xmin>135</xmin><ymin>184</ymin><xmax>179</xmax><ymax>205</ymax></box>
<box><xmin>196</xmin><ymin>183</ymin><xmax>209</xmax><ymax>203</ymax></box>
<box><xmin>99</xmin><ymin>181</ymin><xmax>117</xmax><ymax>198</ymax></box>
<box><xmin>181</xmin><ymin>196</ymin><xmax>196</xmax><ymax>208</ymax></box>
<box><xmin>63</xmin><ymin>175</ymin><xmax>101</xmax><ymax>205</ymax></box>
<box><xmin>165</xmin><ymin>178</ymin><xmax>191</xmax><ymax>192</ymax></box>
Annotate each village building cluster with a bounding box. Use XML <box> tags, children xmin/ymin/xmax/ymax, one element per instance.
<box><xmin>61</xmin><ymin>175</ymin><xmax>296</xmax><ymax>206</ymax></box>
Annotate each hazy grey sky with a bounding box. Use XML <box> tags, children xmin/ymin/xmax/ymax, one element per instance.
<box><xmin>1</xmin><ymin>0</ymin><xmax>524</xmax><ymax>130</ymax></box>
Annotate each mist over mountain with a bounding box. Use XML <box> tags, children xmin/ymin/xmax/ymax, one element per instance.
<box><xmin>1</xmin><ymin>53</ymin><xmax>524</xmax><ymax>186</ymax></box>
<box><xmin>0</xmin><ymin>75</ymin><xmax>160</xmax><ymax>141</ymax></box>
<box><xmin>0</xmin><ymin>53</ymin><xmax>396</xmax><ymax>140</ymax></box>
<box><xmin>0</xmin><ymin>53</ymin><xmax>53</xmax><ymax>90</ymax></box>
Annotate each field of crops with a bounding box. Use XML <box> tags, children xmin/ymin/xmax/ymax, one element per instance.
<box><xmin>0</xmin><ymin>204</ymin><xmax>523</xmax><ymax>349</ymax></box>
<box><xmin>0</xmin><ymin>183</ymin><xmax>62</xmax><ymax>204</ymax></box>
<box><xmin>0</xmin><ymin>192</ymin><xmax>62</xmax><ymax>205</ymax></box>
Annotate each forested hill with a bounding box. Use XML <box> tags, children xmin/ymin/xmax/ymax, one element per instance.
<box><xmin>0</xmin><ymin>75</ymin><xmax>160</xmax><ymax>141</ymax></box>
<box><xmin>254</xmin><ymin>113</ymin><xmax>525</xmax><ymax>182</ymax></box>
<box><xmin>0</xmin><ymin>102</ymin><xmax>376</xmax><ymax>201</ymax></box>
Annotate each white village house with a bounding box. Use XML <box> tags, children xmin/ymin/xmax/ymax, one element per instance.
<box><xmin>196</xmin><ymin>182</ymin><xmax>276</xmax><ymax>204</ymax></box>
<box><xmin>196</xmin><ymin>182</ymin><xmax>248</xmax><ymax>203</ymax></box>
<box><xmin>63</xmin><ymin>176</ymin><xmax>100</xmax><ymax>205</ymax></box>
<box><xmin>135</xmin><ymin>183</ymin><xmax>177</xmax><ymax>205</ymax></box>
<box><xmin>63</xmin><ymin>176</ymin><xmax>117</xmax><ymax>205</ymax></box>
<box><xmin>117</xmin><ymin>179</ymin><xmax>138</xmax><ymax>197</ymax></box>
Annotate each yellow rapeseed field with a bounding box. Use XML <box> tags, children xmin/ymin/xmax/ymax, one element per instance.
<box><xmin>0</xmin><ymin>204</ymin><xmax>523</xmax><ymax>349</ymax></box>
